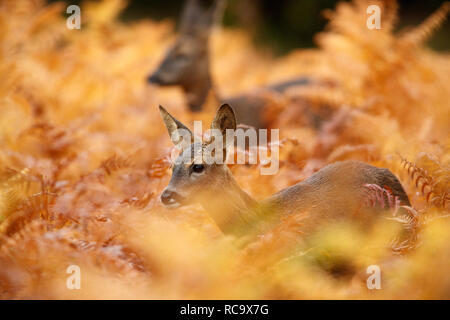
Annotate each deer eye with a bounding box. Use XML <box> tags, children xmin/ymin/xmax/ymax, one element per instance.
<box><xmin>191</xmin><ymin>164</ymin><xmax>205</xmax><ymax>173</ymax></box>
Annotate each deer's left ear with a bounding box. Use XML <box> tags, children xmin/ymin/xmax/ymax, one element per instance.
<box><xmin>211</xmin><ymin>103</ymin><xmax>236</xmax><ymax>136</ymax></box>
<box><xmin>209</xmin><ymin>104</ymin><xmax>236</xmax><ymax>152</ymax></box>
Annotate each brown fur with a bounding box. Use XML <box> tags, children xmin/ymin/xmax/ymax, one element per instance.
<box><xmin>159</xmin><ymin>105</ymin><xmax>411</xmax><ymax>240</ymax></box>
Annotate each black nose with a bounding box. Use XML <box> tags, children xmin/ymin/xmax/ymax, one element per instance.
<box><xmin>147</xmin><ymin>73</ymin><xmax>161</xmax><ymax>84</ymax></box>
<box><xmin>161</xmin><ymin>189</ymin><xmax>179</xmax><ymax>206</ymax></box>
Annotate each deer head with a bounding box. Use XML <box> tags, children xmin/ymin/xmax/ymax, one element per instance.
<box><xmin>148</xmin><ymin>0</ymin><xmax>225</xmax><ymax>112</ymax></box>
<box><xmin>159</xmin><ymin>103</ymin><xmax>238</xmax><ymax>208</ymax></box>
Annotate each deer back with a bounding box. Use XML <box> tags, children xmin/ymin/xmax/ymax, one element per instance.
<box><xmin>264</xmin><ymin>161</ymin><xmax>410</xmax><ymax>234</ymax></box>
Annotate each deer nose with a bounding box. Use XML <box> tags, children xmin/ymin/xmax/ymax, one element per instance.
<box><xmin>147</xmin><ymin>73</ymin><xmax>161</xmax><ymax>84</ymax></box>
<box><xmin>160</xmin><ymin>189</ymin><xmax>181</xmax><ymax>207</ymax></box>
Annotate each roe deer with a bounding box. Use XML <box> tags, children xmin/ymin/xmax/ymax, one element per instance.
<box><xmin>159</xmin><ymin>104</ymin><xmax>411</xmax><ymax>239</ymax></box>
<box><xmin>148</xmin><ymin>0</ymin><xmax>313</xmax><ymax>128</ymax></box>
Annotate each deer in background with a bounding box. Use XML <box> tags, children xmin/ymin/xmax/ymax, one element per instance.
<box><xmin>158</xmin><ymin>104</ymin><xmax>411</xmax><ymax>240</ymax></box>
<box><xmin>148</xmin><ymin>0</ymin><xmax>313</xmax><ymax>129</ymax></box>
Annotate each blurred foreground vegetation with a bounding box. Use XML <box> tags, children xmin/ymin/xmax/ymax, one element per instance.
<box><xmin>0</xmin><ymin>0</ymin><xmax>449</xmax><ymax>299</ymax></box>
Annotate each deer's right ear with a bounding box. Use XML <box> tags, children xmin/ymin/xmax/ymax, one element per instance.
<box><xmin>159</xmin><ymin>106</ymin><xmax>193</xmax><ymax>148</ymax></box>
<box><xmin>180</xmin><ymin>0</ymin><xmax>225</xmax><ymax>34</ymax></box>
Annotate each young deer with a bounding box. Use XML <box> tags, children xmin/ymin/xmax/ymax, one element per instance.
<box><xmin>148</xmin><ymin>0</ymin><xmax>312</xmax><ymax>128</ymax></box>
<box><xmin>159</xmin><ymin>104</ymin><xmax>411</xmax><ymax>239</ymax></box>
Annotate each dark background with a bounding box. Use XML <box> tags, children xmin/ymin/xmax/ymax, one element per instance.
<box><xmin>67</xmin><ymin>0</ymin><xmax>450</xmax><ymax>55</ymax></box>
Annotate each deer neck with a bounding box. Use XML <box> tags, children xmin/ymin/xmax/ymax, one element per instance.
<box><xmin>182</xmin><ymin>49</ymin><xmax>223</xmax><ymax>111</ymax></box>
<box><xmin>183</xmin><ymin>78</ymin><xmax>212</xmax><ymax>112</ymax></box>
<box><xmin>199</xmin><ymin>169</ymin><xmax>277</xmax><ymax>238</ymax></box>
<box><xmin>182</xmin><ymin>51</ymin><xmax>215</xmax><ymax>112</ymax></box>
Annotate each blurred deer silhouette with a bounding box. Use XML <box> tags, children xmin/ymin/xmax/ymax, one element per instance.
<box><xmin>148</xmin><ymin>0</ymin><xmax>313</xmax><ymax>129</ymax></box>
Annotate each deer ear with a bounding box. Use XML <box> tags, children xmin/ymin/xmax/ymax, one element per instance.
<box><xmin>180</xmin><ymin>0</ymin><xmax>225</xmax><ymax>35</ymax></box>
<box><xmin>180</xmin><ymin>0</ymin><xmax>203</xmax><ymax>32</ymax></box>
<box><xmin>159</xmin><ymin>106</ymin><xmax>193</xmax><ymax>148</ymax></box>
<box><xmin>210</xmin><ymin>103</ymin><xmax>236</xmax><ymax>142</ymax></box>
<box><xmin>205</xmin><ymin>0</ymin><xmax>226</xmax><ymax>27</ymax></box>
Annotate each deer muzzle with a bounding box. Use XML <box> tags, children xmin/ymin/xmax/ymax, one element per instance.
<box><xmin>160</xmin><ymin>188</ymin><xmax>186</xmax><ymax>209</ymax></box>
<box><xmin>147</xmin><ymin>72</ymin><xmax>163</xmax><ymax>84</ymax></box>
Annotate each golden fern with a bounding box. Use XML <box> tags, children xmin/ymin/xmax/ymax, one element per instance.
<box><xmin>400</xmin><ymin>2</ymin><xmax>450</xmax><ymax>46</ymax></box>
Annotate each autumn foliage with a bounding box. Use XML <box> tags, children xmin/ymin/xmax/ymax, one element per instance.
<box><xmin>0</xmin><ymin>0</ymin><xmax>449</xmax><ymax>299</ymax></box>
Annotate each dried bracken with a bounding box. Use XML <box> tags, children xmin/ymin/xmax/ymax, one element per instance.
<box><xmin>0</xmin><ymin>0</ymin><xmax>449</xmax><ymax>299</ymax></box>
<box><xmin>400</xmin><ymin>154</ymin><xmax>450</xmax><ymax>210</ymax></box>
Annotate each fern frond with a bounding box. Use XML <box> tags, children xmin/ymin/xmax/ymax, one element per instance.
<box><xmin>121</xmin><ymin>193</ymin><xmax>153</xmax><ymax>209</ymax></box>
<box><xmin>0</xmin><ymin>167</ymin><xmax>36</xmax><ymax>222</ymax></box>
<box><xmin>286</xmin><ymin>86</ymin><xmax>352</xmax><ymax>109</ymax></box>
<box><xmin>400</xmin><ymin>2</ymin><xmax>450</xmax><ymax>46</ymax></box>
<box><xmin>327</xmin><ymin>144</ymin><xmax>379</xmax><ymax>162</ymax></box>
<box><xmin>147</xmin><ymin>155</ymin><xmax>171</xmax><ymax>178</ymax></box>
<box><xmin>400</xmin><ymin>155</ymin><xmax>449</xmax><ymax>209</ymax></box>
<box><xmin>382</xmin><ymin>0</ymin><xmax>399</xmax><ymax>32</ymax></box>
<box><xmin>100</xmin><ymin>154</ymin><xmax>133</xmax><ymax>176</ymax></box>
